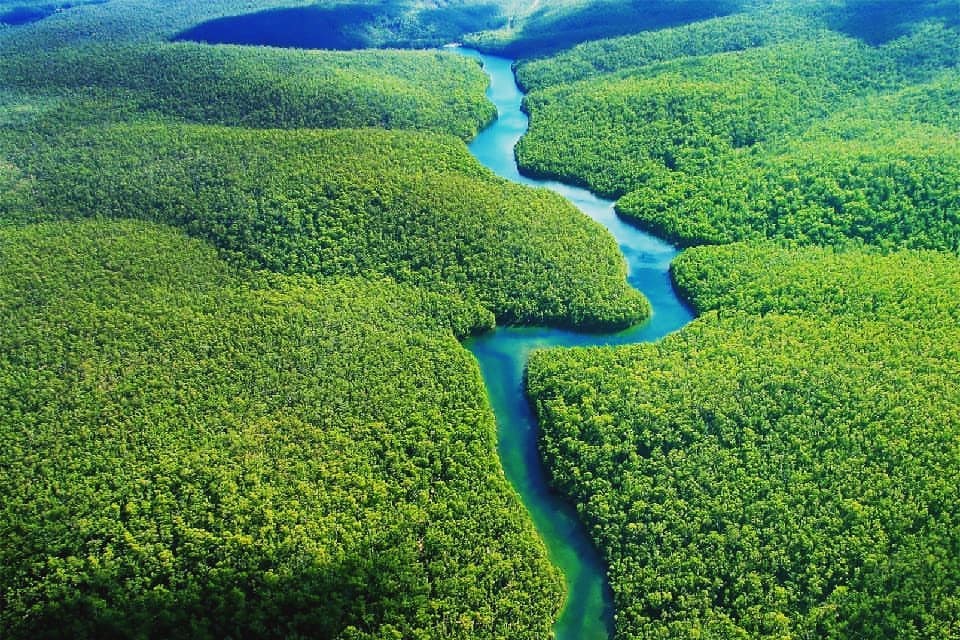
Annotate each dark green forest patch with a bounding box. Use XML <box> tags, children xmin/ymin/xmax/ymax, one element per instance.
<box><xmin>0</xmin><ymin>43</ymin><xmax>496</xmax><ymax>139</ymax></box>
<box><xmin>0</xmin><ymin>5</ymin><xmax>55</xmax><ymax>25</ymax></box>
<box><xmin>0</xmin><ymin>0</ymin><xmax>107</xmax><ymax>27</ymax></box>
<box><xmin>173</xmin><ymin>2</ymin><xmax>505</xmax><ymax>50</ymax></box>
<box><xmin>826</xmin><ymin>0</ymin><xmax>960</xmax><ymax>45</ymax></box>
<box><xmin>0</xmin><ymin>219</ymin><xmax>562</xmax><ymax>639</ymax></box>
<box><xmin>615</xmin><ymin>115</ymin><xmax>960</xmax><ymax>249</ymax></box>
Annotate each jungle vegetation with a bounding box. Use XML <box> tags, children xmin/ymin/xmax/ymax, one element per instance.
<box><xmin>514</xmin><ymin>2</ymin><xmax>960</xmax><ymax>248</ymax></box>
<box><xmin>0</xmin><ymin>43</ymin><xmax>497</xmax><ymax>139</ymax></box>
<box><xmin>521</xmin><ymin>6</ymin><xmax>960</xmax><ymax>637</ymax></box>
<box><xmin>0</xmin><ymin>219</ymin><xmax>563</xmax><ymax>638</ymax></box>
<box><xmin>529</xmin><ymin>243</ymin><xmax>960</xmax><ymax>639</ymax></box>
<box><xmin>173</xmin><ymin>2</ymin><xmax>506</xmax><ymax>51</ymax></box>
<box><xmin>0</xmin><ymin>119</ymin><xmax>646</xmax><ymax>329</ymax></box>
<box><xmin>2</xmin><ymin>0</ymin><xmax>960</xmax><ymax>637</ymax></box>
<box><xmin>465</xmin><ymin>0</ymin><xmax>743</xmax><ymax>57</ymax></box>
<box><xmin>0</xmin><ymin>1</ymin><xmax>658</xmax><ymax>635</ymax></box>
<box><xmin>0</xmin><ymin>0</ymin><xmax>511</xmax><ymax>53</ymax></box>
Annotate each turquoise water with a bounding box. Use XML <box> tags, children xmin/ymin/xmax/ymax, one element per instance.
<box><xmin>458</xmin><ymin>49</ymin><xmax>696</xmax><ymax>639</ymax></box>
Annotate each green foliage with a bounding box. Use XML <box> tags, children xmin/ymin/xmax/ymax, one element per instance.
<box><xmin>517</xmin><ymin>29</ymin><xmax>958</xmax><ymax>195</ymax></box>
<box><xmin>173</xmin><ymin>2</ymin><xmax>506</xmax><ymax>51</ymax></box>
<box><xmin>516</xmin><ymin>16</ymin><xmax>960</xmax><ymax>248</ymax></box>
<box><xmin>823</xmin><ymin>0</ymin><xmax>960</xmax><ymax>45</ymax></box>
<box><xmin>673</xmin><ymin>241</ymin><xmax>960</xmax><ymax>322</ymax></box>
<box><xmin>465</xmin><ymin>0</ymin><xmax>741</xmax><ymax>58</ymax></box>
<box><xmin>0</xmin><ymin>219</ymin><xmax>562</xmax><ymax>639</ymax></box>
<box><xmin>0</xmin><ymin>42</ymin><xmax>496</xmax><ymax>139</ymax></box>
<box><xmin>0</xmin><ymin>0</ymin><xmax>509</xmax><ymax>53</ymax></box>
<box><xmin>514</xmin><ymin>8</ymin><xmax>817</xmax><ymax>91</ymax></box>
<box><xmin>617</xmin><ymin>114</ymin><xmax>960</xmax><ymax>248</ymax></box>
<box><xmin>0</xmin><ymin>89</ymin><xmax>63</xmax><ymax>126</ymax></box>
<box><xmin>528</xmin><ymin>243</ymin><xmax>960</xmax><ymax>639</ymax></box>
<box><xmin>0</xmin><ymin>122</ymin><xmax>647</xmax><ymax>329</ymax></box>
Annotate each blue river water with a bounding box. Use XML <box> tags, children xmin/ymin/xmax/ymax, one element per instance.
<box><xmin>456</xmin><ymin>49</ymin><xmax>696</xmax><ymax>639</ymax></box>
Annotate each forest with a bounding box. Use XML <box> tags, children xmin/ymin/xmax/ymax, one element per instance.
<box><xmin>514</xmin><ymin>3</ymin><xmax>960</xmax><ymax>248</ymax></box>
<box><xmin>2</xmin><ymin>0</ymin><xmax>959</xmax><ymax>637</ymax></box>
<box><xmin>519</xmin><ymin>3</ymin><xmax>960</xmax><ymax>637</ymax></box>
<box><xmin>529</xmin><ymin>243</ymin><xmax>960</xmax><ymax>639</ymax></box>
<box><xmin>0</xmin><ymin>219</ymin><xmax>562</xmax><ymax>638</ymax></box>
<box><xmin>0</xmin><ymin>1</ymin><xmax>659</xmax><ymax>636</ymax></box>
<box><xmin>0</xmin><ymin>43</ymin><xmax>497</xmax><ymax>139</ymax></box>
<box><xmin>0</xmin><ymin>121</ymin><xmax>645</xmax><ymax>328</ymax></box>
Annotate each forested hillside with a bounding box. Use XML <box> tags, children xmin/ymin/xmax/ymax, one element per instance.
<box><xmin>466</xmin><ymin>0</ymin><xmax>742</xmax><ymax>57</ymax></box>
<box><xmin>514</xmin><ymin>3</ymin><xmax>960</xmax><ymax>247</ymax></box>
<box><xmin>0</xmin><ymin>43</ymin><xmax>496</xmax><ymax>139</ymax></box>
<box><xmin>519</xmin><ymin>3</ymin><xmax>960</xmax><ymax>638</ymax></box>
<box><xmin>0</xmin><ymin>1</ymin><xmax>655</xmax><ymax>637</ymax></box>
<box><xmin>0</xmin><ymin>220</ymin><xmax>563</xmax><ymax>638</ymax></box>
<box><xmin>0</xmin><ymin>120</ymin><xmax>646</xmax><ymax>328</ymax></box>
<box><xmin>529</xmin><ymin>243</ymin><xmax>960</xmax><ymax>639</ymax></box>
<box><xmin>673</xmin><ymin>242</ymin><xmax>960</xmax><ymax>321</ymax></box>
<box><xmin>0</xmin><ymin>0</ymin><xmax>511</xmax><ymax>52</ymax></box>
<box><xmin>3</xmin><ymin>0</ymin><xmax>960</xmax><ymax>637</ymax></box>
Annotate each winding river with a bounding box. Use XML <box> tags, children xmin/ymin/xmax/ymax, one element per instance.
<box><xmin>456</xmin><ymin>49</ymin><xmax>696</xmax><ymax>639</ymax></box>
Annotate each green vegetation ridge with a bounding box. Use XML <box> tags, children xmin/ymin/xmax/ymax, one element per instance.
<box><xmin>465</xmin><ymin>0</ymin><xmax>743</xmax><ymax>58</ymax></box>
<box><xmin>0</xmin><ymin>43</ymin><xmax>496</xmax><ymax>140</ymax></box>
<box><xmin>514</xmin><ymin>8</ymin><xmax>960</xmax><ymax>248</ymax></box>
<box><xmin>514</xmin><ymin>8</ymin><xmax>818</xmax><ymax>91</ymax></box>
<box><xmin>0</xmin><ymin>0</ymin><xmax>507</xmax><ymax>54</ymax></box>
<box><xmin>0</xmin><ymin>121</ymin><xmax>647</xmax><ymax>329</ymax></box>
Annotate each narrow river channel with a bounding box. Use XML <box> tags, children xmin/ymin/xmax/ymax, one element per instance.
<box><xmin>456</xmin><ymin>49</ymin><xmax>696</xmax><ymax>639</ymax></box>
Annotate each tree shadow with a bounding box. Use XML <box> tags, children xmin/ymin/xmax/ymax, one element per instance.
<box><xmin>498</xmin><ymin>0</ymin><xmax>743</xmax><ymax>57</ymax></box>
<box><xmin>827</xmin><ymin>0</ymin><xmax>960</xmax><ymax>45</ymax></box>
<box><xmin>173</xmin><ymin>2</ymin><xmax>504</xmax><ymax>50</ymax></box>
<box><xmin>8</xmin><ymin>543</ymin><xmax>427</xmax><ymax>639</ymax></box>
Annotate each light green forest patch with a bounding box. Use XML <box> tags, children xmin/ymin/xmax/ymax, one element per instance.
<box><xmin>616</xmin><ymin>108</ymin><xmax>960</xmax><ymax>248</ymax></box>
<box><xmin>672</xmin><ymin>241</ymin><xmax>960</xmax><ymax>321</ymax></box>
<box><xmin>529</xmin><ymin>243</ymin><xmax>960</xmax><ymax>639</ymax></box>
<box><xmin>0</xmin><ymin>219</ymin><xmax>562</xmax><ymax>639</ymax></box>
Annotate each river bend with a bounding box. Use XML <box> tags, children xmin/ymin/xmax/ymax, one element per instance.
<box><xmin>457</xmin><ymin>49</ymin><xmax>695</xmax><ymax>639</ymax></box>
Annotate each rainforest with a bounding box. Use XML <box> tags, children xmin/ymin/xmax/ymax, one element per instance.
<box><xmin>0</xmin><ymin>1</ymin><xmax>957</xmax><ymax>639</ymax></box>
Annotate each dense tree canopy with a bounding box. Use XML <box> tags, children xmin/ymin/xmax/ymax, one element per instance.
<box><xmin>514</xmin><ymin>8</ymin><xmax>817</xmax><ymax>91</ymax></box>
<box><xmin>0</xmin><ymin>121</ymin><xmax>646</xmax><ymax>329</ymax></box>
<box><xmin>3</xmin><ymin>0</ymin><xmax>959</xmax><ymax>637</ymax></box>
<box><xmin>0</xmin><ymin>219</ymin><xmax>563</xmax><ymax>639</ymax></box>
<box><xmin>528</xmin><ymin>243</ymin><xmax>960</xmax><ymax>639</ymax></box>
<box><xmin>616</xmin><ymin>111</ymin><xmax>960</xmax><ymax>248</ymax></box>
<box><xmin>465</xmin><ymin>0</ymin><xmax>743</xmax><ymax>57</ymax></box>
<box><xmin>0</xmin><ymin>0</ymin><xmax>511</xmax><ymax>54</ymax></box>
<box><xmin>673</xmin><ymin>242</ymin><xmax>960</xmax><ymax>322</ymax></box>
<box><xmin>514</xmin><ymin>6</ymin><xmax>960</xmax><ymax>247</ymax></box>
<box><xmin>0</xmin><ymin>43</ymin><xmax>496</xmax><ymax>139</ymax></box>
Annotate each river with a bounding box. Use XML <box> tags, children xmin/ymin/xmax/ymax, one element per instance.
<box><xmin>456</xmin><ymin>49</ymin><xmax>696</xmax><ymax>639</ymax></box>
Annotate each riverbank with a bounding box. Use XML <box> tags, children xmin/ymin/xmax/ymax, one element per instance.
<box><xmin>458</xmin><ymin>48</ymin><xmax>695</xmax><ymax>639</ymax></box>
